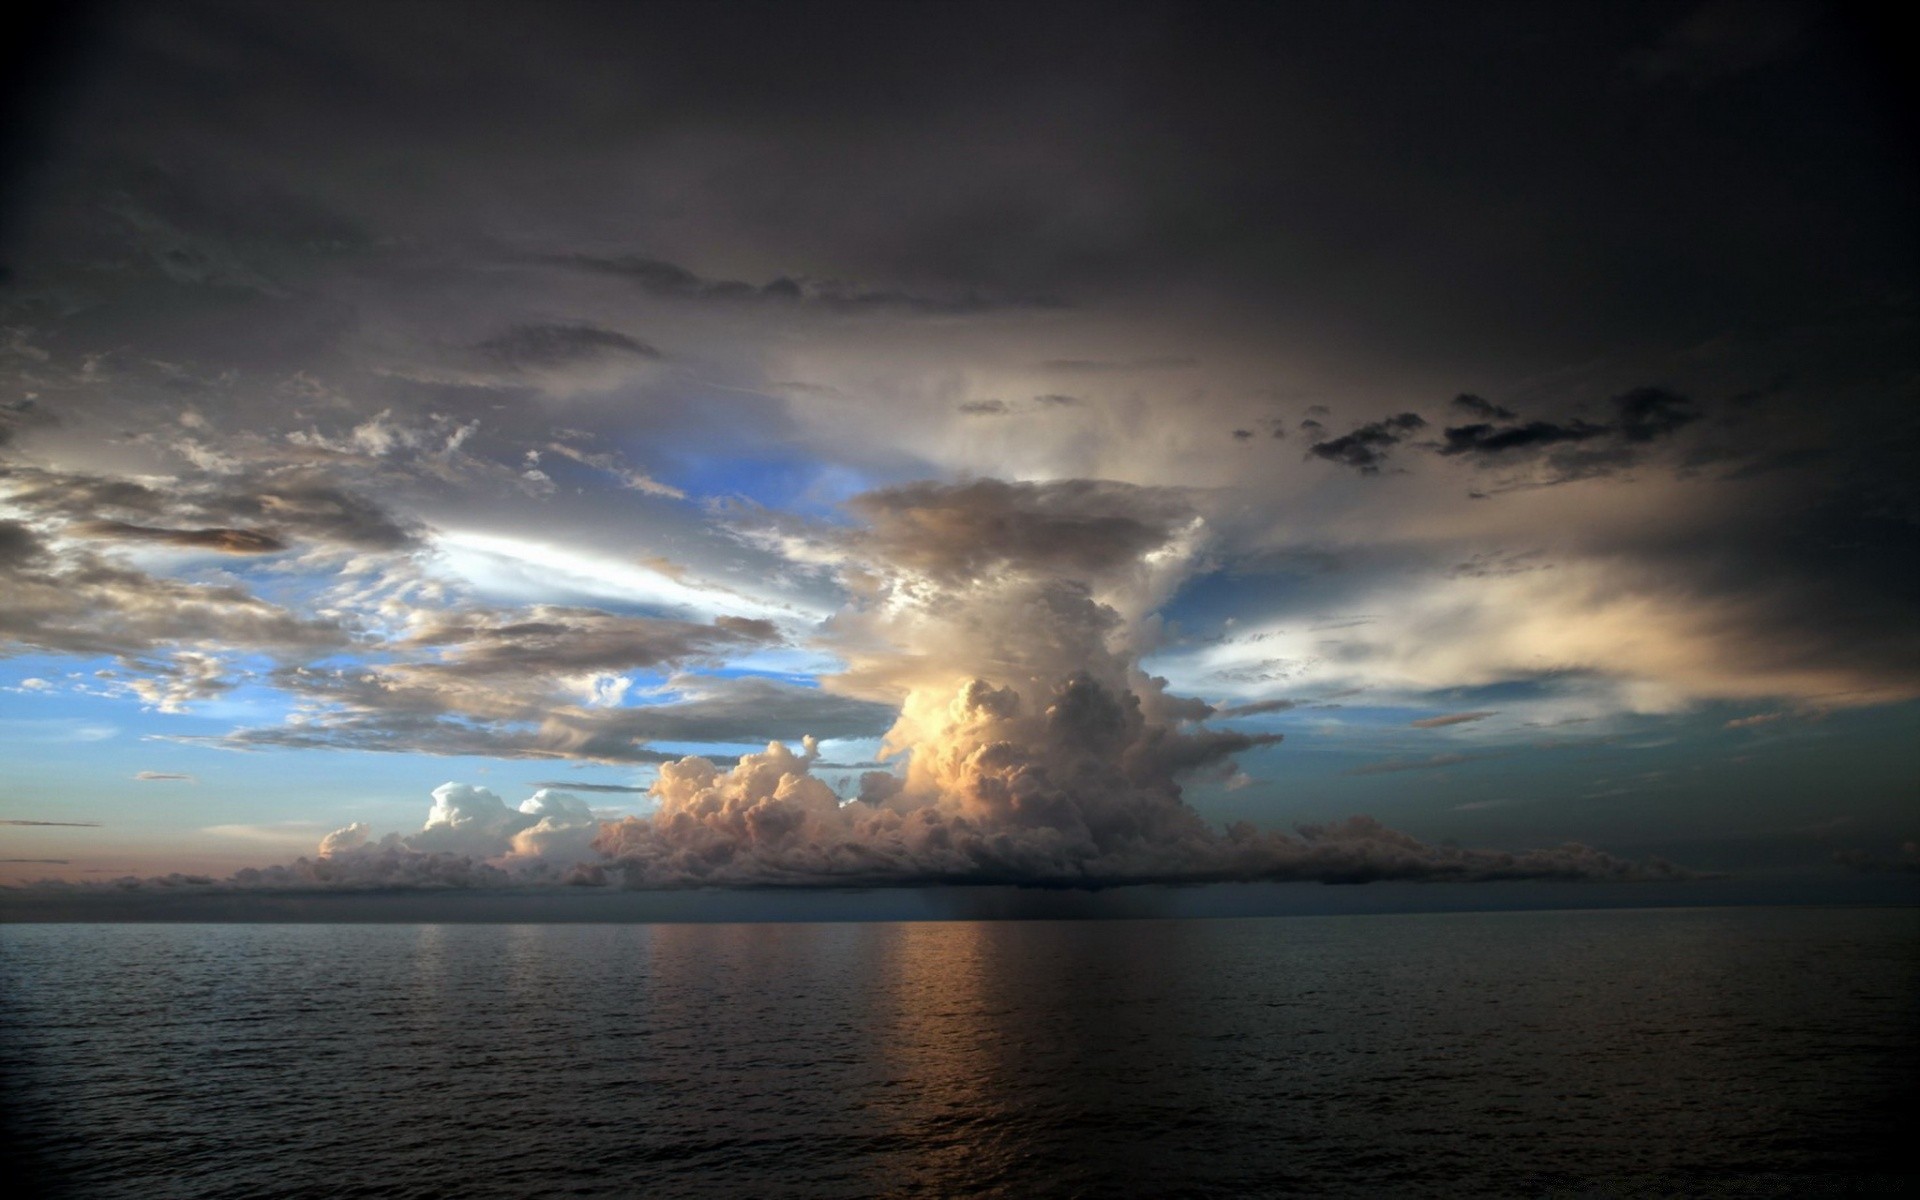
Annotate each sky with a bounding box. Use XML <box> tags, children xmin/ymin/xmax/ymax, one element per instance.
<box><xmin>1</xmin><ymin>0</ymin><xmax>1916</xmax><ymax>904</ymax></box>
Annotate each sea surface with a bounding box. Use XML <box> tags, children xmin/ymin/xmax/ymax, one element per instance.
<box><xmin>3</xmin><ymin>907</ymin><xmax>1916</xmax><ymax>1198</ymax></box>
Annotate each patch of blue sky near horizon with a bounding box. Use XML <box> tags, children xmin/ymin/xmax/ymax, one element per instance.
<box><xmin>0</xmin><ymin>700</ymin><xmax>902</xmax><ymax>884</ymax></box>
<box><xmin>0</xmin><ymin>724</ymin><xmax>663</xmax><ymax>881</ymax></box>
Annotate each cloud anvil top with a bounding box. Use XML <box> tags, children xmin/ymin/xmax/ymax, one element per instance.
<box><xmin>1</xmin><ymin>0</ymin><xmax>1915</xmax><ymax>900</ymax></box>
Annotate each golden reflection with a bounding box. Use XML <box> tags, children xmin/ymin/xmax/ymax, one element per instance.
<box><xmin>864</xmin><ymin>921</ymin><xmax>1010</xmax><ymax>1192</ymax></box>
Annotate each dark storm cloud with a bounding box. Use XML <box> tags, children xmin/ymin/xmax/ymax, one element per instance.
<box><xmin>1641</xmin><ymin>492</ymin><xmax>1920</xmax><ymax>701</ymax></box>
<box><xmin>5</xmin><ymin>0</ymin><xmax>1909</xmax><ymax>374</ymax></box>
<box><xmin>957</xmin><ymin>399</ymin><xmax>1009</xmax><ymax>416</ymax></box>
<box><xmin>475</xmin><ymin>323</ymin><xmax>660</xmax><ymax>370</ymax></box>
<box><xmin>1446</xmin><ymin>388</ymin><xmax>1697</xmax><ymax>456</ymax></box>
<box><xmin>1307</xmin><ymin>413</ymin><xmax>1426</xmax><ymax>474</ymax></box>
<box><xmin>72</xmin><ymin>521</ymin><xmax>288</xmax><ymax>554</ymax></box>
<box><xmin>1435</xmin><ymin>387</ymin><xmax>1704</xmax><ymax>483</ymax></box>
<box><xmin>1612</xmin><ymin>387</ymin><xmax>1702</xmax><ymax>443</ymax></box>
<box><xmin>560</xmin><ymin>253</ymin><xmax>1050</xmax><ymax>315</ymax></box>
<box><xmin>1439</xmin><ymin>420</ymin><xmax>1611</xmax><ymax>456</ymax></box>
<box><xmin>1451</xmin><ymin>394</ymin><xmax>1515</xmax><ymax>420</ymax></box>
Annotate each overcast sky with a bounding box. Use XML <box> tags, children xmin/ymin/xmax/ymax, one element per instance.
<box><xmin>2</xmin><ymin>0</ymin><xmax>1915</xmax><ymax>896</ymax></box>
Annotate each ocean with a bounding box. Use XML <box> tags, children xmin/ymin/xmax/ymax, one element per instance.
<box><xmin>3</xmin><ymin>906</ymin><xmax>1915</xmax><ymax>1197</ymax></box>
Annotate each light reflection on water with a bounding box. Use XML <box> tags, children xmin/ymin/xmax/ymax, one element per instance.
<box><xmin>2</xmin><ymin>907</ymin><xmax>1915</xmax><ymax>1197</ymax></box>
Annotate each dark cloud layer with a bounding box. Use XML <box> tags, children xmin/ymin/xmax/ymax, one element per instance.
<box><xmin>208</xmin><ymin>669</ymin><xmax>896</xmax><ymax>764</ymax></box>
<box><xmin>1308</xmin><ymin>414</ymin><xmax>1426</xmax><ymax>474</ymax></box>
<box><xmin>1439</xmin><ymin>387</ymin><xmax>1701</xmax><ymax>464</ymax></box>
<box><xmin>561</xmin><ymin>253</ymin><xmax>1051</xmax><ymax>315</ymax></box>
<box><xmin>73</xmin><ymin>521</ymin><xmax>288</xmax><ymax>554</ymax></box>
<box><xmin>475</xmin><ymin>323</ymin><xmax>660</xmax><ymax>370</ymax></box>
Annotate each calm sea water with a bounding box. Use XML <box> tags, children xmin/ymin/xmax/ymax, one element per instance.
<box><xmin>3</xmin><ymin>907</ymin><xmax>1916</xmax><ymax>1198</ymax></box>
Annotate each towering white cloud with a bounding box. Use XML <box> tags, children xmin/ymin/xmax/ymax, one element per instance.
<box><xmin>585</xmin><ymin>480</ymin><xmax>1680</xmax><ymax>887</ymax></box>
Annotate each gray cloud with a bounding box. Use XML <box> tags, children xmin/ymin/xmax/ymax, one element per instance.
<box><xmin>846</xmin><ymin>478</ymin><xmax>1197</xmax><ymax>585</ymax></box>
<box><xmin>1216</xmin><ymin>698</ymin><xmax>1297</xmax><ymax>718</ymax></box>
<box><xmin>1410</xmin><ymin>711</ymin><xmax>1497</xmax><ymax>729</ymax></box>
<box><xmin>560</xmin><ymin>253</ymin><xmax>1052</xmax><ymax>315</ymax></box>
<box><xmin>1436</xmin><ymin>387</ymin><xmax>1702</xmax><ymax>475</ymax></box>
<box><xmin>1452</xmin><ymin>393</ymin><xmax>1515</xmax><ymax>421</ymax></box>
<box><xmin>399</xmin><ymin>609</ymin><xmax>780</xmax><ymax>678</ymax></box>
<box><xmin>1038</xmin><ymin>357</ymin><xmax>1199</xmax><ymax>373</ymax></box>
<box><xmin>207</xmin><ymin>669</ymin><xmax>895</xmax><ymax>764</ymax></box>
<box><xmin>73</xmin><ymin>521</ymin><xmax>288</xmax><ymax>554</ymax></box>
<box><xmin>0</xmin><ymin>520</ymin><xmax>348</xmax><ymax>666</ymax></box>
<box><xmin>2</xmin><ymin>467</ymin><xmax>420</xmax><ymax>552</ymax></box>
<box><xmin>1832</xmin><ymin>843</ymin><xmax>1920</xmax><ymax>875</ymax></box>
<box><xmin>1344</xmin><ymin>753</ymin><xmax>1481</xmax><ymax>776</ymax></box>
<box><xmin>1</xmin><ymin>820</ymin><xmax>102</xmax><ymax>827</ymax></box>
<box><xmin>475</xmin><ymin>323</ymin><xmax>660</xmax><ymax>370</ymax></box>
<box><xmin>1307</xmin><ymin>413</ymin><xmax>1426</xmax><ymax>474</ymax></box>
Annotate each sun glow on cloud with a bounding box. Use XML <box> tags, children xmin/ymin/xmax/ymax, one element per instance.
<box><xmin>1167</xmin><ymin>558</ymin><xmax>1917</xmax><ymax>719</ymax></box>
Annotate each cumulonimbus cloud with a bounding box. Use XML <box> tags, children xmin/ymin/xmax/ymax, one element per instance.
<box><xmin>52</xmin><ymin>478</ymin><xmax>1689</xmax><ymax>890</ymax></box>
<box><xmin>86</xmin><ymin>478</ymin><xmax>1689</xmax><ymax>895</ymax></box>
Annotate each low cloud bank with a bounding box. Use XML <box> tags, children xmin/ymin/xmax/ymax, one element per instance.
<box><xmin>588</xmin><ymin>731</ymin><xmax>1685</xmax><ymax>888</ymax></box>
<box><xmin>33</xmin><ymin>742</ymin><xmax>1687</xmax><ymax>895</ymax></box>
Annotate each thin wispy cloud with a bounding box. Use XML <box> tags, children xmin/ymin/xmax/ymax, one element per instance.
<box><xmin>1410</xmin><ymin>711</ymin><xmax>1498</xmax><ymax>729</ymax></box>
<box><xmin>2</xmin><ymin>820</ymin><xmax>103</xmax><ymax>828</ymax></box>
